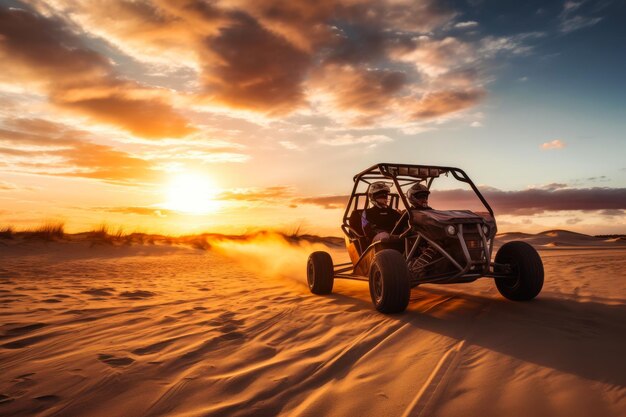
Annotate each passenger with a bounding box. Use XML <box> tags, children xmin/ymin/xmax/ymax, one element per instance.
<box><xmin>392</xmin><ymin>183</ymin><xmax>432</xmax><ymax>235</ymax></box>
<box><xmin>362</xmin><ymin>181</ymin><xmax>401</xmax><ymax>243</ymax></box>
<box><xmin>406</xmin><ymin>183</ymin><xmax>432</xmax><ymax>210</ymax></box>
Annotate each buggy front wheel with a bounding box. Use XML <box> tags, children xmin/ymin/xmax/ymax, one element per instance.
<box><xmin>369</xmin><ymin>249</ymin><xmax>410</xmax><ymax>314</ymax></box>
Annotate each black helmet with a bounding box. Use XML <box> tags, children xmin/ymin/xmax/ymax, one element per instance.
<box><xmin>368</xmin><ymin>181</ymin><xmax>391</xmax><ymax>208</ymax></box>
<box><xmin>407</xmin><ymin>183</ymin><xmax>430</xmax><ymax>207</ymax></box>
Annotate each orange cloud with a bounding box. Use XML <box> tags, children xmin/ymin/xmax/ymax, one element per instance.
<box><xmin>216</xmin><ymin>187</ymin><xmax>349</xmax><ymax>210</ymax></box>
<box><xmin>0</xmin><ymin>118</ymin><xmax>157</xmax><ymax>184</ymax></box>
<box><xmin>26</xmin><ymin>0</ymin><xmax>482</xmax><ymax>125</ymax></box>
<box><xmin>541</xmin><ymin>139</ymin><xmax>566</xmax><ymax>149</ymax></box>
<box><xmin>411</xmin><ymin>89</ymin><xmax>485</xmax><ymax>119</ymax></box>
<box><xmin>218</xmin><ymin>186</ymin><xmax>293</xmax><ymax>202</ymax></box>
<box><xmin>292</xmin><ymin>195</ymin><xmax>349</xmax><ymax>209</ymax></box>
<box><xmin>97</xmin><ymin>206</ymin><xmax>177</xmax><ymax>217</ymax></box>
<box><xmin>0</xmin><ymin>180</ymin><xmax>19</xmax><ymax>191</ymax></box>
<box><xmin>311</xmin><ymin>64</ymin><xmax>407</xmax><ymax>117</ymax></box>
<box><xmin>0</xmin><ymin>6</ymin><xmax>194</xmax><ymax>138</ymax></box>
<box><xmin>57</xmin><ymin>93</ymin><xmax>195</xmax><ymax>139</ymax></box>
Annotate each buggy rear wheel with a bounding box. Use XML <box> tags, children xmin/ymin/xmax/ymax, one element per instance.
<box><xmin>369</xmin><ymin>249</ymin><xmax>410</xmax><ymax>314</ymax></box>
<box><xmin>495</xmin><ymin>241</ymin><xmax>544</xmax><ymax>301</ymax></box>
<box><xmin>307</xmin><ymin>251</ymin><xmax>334</xmax><ymax>295</ymax></box>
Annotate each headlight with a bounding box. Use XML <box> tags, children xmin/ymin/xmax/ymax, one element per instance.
<box><xmin>482</xmin><ymin>225</ymin><xmax>489</xmax><ymax>235</ymax></box>
<box><xmin>446</xmin><ymin>225</ymin><xmax>456</xmax><ymax>236</ymax></box>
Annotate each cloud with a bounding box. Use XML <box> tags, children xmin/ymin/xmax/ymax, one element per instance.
<box><xmin>30</xmin><ymin>0</ymin><xmax>496</xmax><ymax>127</ymax></box>
<box><xmin>599</xmin><ymin>209</ymin><xmax>625</xmax><ymax>216</ymax></box>
<box><xmin>54</xmin><ymin>0</ymin><xmax>202</xmax><ymax>67</ymax></box>
<box><xmin>58</xmin><ymin>93</ymin><xmax>195</xmax><ymax>139</ymax></box>
<box><xmin>430</xmin><ymin>187</ymin><xmax>626</xmax><ymax>215</ymax></box>
<box><xmin>218</xmin><ymin>186</ymin><xmax>293</xmax><ymax>202</ymax></box>
<box><xmin>0</xmin><ymin>118</ymin><xmax>157</xmax><ymax>184</ymax></box>
<box><xmin>454</xmin><ymin>21</ymin><xmax>479</xmax><ymax>29</ymax></box>
<box><xmin>216</xmin><ymin>187</ymin><xmax>349</xmax><ymax>210</ymax></box>
<box><xmin>411</xmin><ymin>89</ymin><xmax>485</xmax><ymax>119</ymax></box>
<box><xmin>541</xmin><ymin>139</ymin><xmax>566</xmax><ymax>149</ymax></box>
<box><xmin>560</xmin><ymin>15</ymin><xmax>602</xmax><ymax>32</ymax></box>
<box><xmin>293</xmin><ymin>195</ymin><xmax>349</xmax><ymax>209</ymax></box>
<box><xmin>540</xmin><ymin>183</ymin><xmax>568</xmax><ymax>191</ymax></box>
<box><xmin>0</xmin><ymin>5</ymin><xmax>194</xmax><ymax>138</ymax></box>
<box><xmin>201</xmin><ymin>11</ymin><xmax>311</xmax><ymax>114</ymax></box>
<box><xmin>0</xmin><ymin>0</ymin><xmax>565</xmax><ymax>145</ymax></box>
<box><xmin>392</xmin><ymin>36</ymin><xmax>477</xmax><ymax>78</ymax></box>
<box><xmin>559</xmin><ymin>0</ymin><xmax>603</xmax><ymax>33</ymax></box>
<box><xmin>566</xmin><ymin>217</ymin><xmax>583</xmax><ymax>225</ymax></box>
<box><xmin>97</xmin><ymin>206</ymin><xmax>177</xmax><ymax>217</ymax></box>
<box><xmin>293</xmin><ymin>187</ymin><xmax>625</xmax><ymax>215</ymax></box>
<box><xmin>0</xmin><ymin>180</ymin><xmax>19</xmax><ymax>191</ymax></box>
<box><xmin>309</xmin><ymin>64</ymin><xmax>408</xmax><ymax>123</ymax></box>
<box><xmin>142</xmin><ymin>140</ymin><xmax>250</xmax><ymax>163</ymax></box>
<box><xmin>344</xmin><ymin>0</ymin><xmax>457</xmax><ymax>33</ymax></box>
<box><xmin>477</xmin><ymin>32</ymin><xmax>545</xmax><ymax>63</ymax></box>
<box><xmin>563</xmin><ymin>1</ymin><xmax>585</xmax><ymax>12</ymax></box>
<box><xmin>318</xmin><ymin>134</ymin><xmax>393</xmax><ymax>147</ymax></box>
<box><xmin>279</xmin><ymin>141</ymin><xmax>302</xmax><ymax>151</ymax></box>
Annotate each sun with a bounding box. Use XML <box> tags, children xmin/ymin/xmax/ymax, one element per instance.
<box><xmin>164</xmin><ymin>173</ymin><xmax>221</xmax><ymax>214</ymax></box>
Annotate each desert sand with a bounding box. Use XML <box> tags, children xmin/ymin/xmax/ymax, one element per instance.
<box><xmin>1</xmin><ymin>231</ymin><xmax>625</xmax><ymax>417</ymax></box>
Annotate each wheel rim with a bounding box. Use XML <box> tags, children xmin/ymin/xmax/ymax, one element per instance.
<box><xmin>307</xmin><ymin>259</ymin><xmax>314</xmax><ymax>289</ymax></box>
<box><xmin>372</xmin><ymin>268</ymin><xmax>383</xmax><ymax>304</ymax></box>
<box><xmin>500</xmin><ymin>260</ymin><xmax>521</xmax><ymax>290</ymax></box>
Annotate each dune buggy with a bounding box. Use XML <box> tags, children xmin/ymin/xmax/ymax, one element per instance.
<box><xmin>307</xmin><ymin>163</ymin><xmax>544</xmax><ymax>313</ymax></box>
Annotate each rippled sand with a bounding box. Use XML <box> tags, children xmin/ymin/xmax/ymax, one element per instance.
<box><xmin>1</xmin><ymin>235</ymin><xmax>624</xmax><ymax>417</ymax></box>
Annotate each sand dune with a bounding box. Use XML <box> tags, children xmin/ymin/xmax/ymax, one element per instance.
<box><xmin>0</xmin><ymin>232</ymin><xmax>625</xmax><ymax>417</ymax></box>
<box><xmin>496</xmin><ymin>229</ymin><xmax>626</xmax><ymax>249</ymax></box>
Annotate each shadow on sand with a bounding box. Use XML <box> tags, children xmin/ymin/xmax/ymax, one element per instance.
<box><xmin>327</xmin><ymin>285</ymin><xmax>626</xmax><ymax>387</ymax></box>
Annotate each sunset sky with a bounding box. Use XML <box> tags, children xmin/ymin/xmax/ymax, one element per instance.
<box><xmin>1</xmin><ymin>0</ymin><xmax>625</xmax><ymax>236</ymax></box>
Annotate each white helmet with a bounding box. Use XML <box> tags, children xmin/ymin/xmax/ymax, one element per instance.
<box><xmin>368</xmin><ymin>181</ymin><xmax>391</xmax><ymax>208</ymax></box>
<box><xmin>407</xmin><ymin>183</ymin><xmax>430</xmax><ymax>208</ymax></box>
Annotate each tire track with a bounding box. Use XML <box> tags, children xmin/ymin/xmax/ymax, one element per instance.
<box><xmin>341</xmin><ymin>294</ymin><xmax>473</xmax><ymax>417</ymax></box>
<box><xmin>282</xmin><ymin>294</ymin><xmax>479</xmax><ymax>417</ymax></box>
<box><xmin>400</xmin><ymin>296</ymin><xmax>494</xmax><ymax>417</ymax></box>
<box><xmin>200</xmin><ymin>317</ymin><xmax>403</xmax><ymax>417</ymax></box>
<box><xmin>400</xmin><ymin>339</ymin><xmax>466</xmax><ymax>417</ymax></box>
<box><xmin>353</xmin><ymin>295</ymin><xmax>459</xmax><ymax>365</ymax></box>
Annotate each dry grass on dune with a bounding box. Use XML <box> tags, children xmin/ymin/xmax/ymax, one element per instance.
<box><xmin>0</xmin><ymin>225</ymin><xmax>14</xmax><ymax>239</ymax></box>
<box><xmin>84</xmin><ymin>224</ymin><xmax>129</xmax><ymax>245</ymax></box>
<box><xmin>20</xmin><ymin>222</ymin><xmax>65</xmax><ymax>240</ymax></box>
<box><xmin>0</xmin><ymin>222</ymin><xmax>343</xmax><ymax>256</ymax></box>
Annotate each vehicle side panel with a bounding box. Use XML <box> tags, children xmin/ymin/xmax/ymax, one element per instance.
<box><xmin>346</xmin><ymin>237</ymin><xmax>360</xmax><ymax>266</ymax></box>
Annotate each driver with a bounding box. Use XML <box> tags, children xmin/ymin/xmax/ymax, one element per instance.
<box><xmin>361</xmin><ymin>181</ymin><xmax>401</xmax><ymax>242</ymax></box>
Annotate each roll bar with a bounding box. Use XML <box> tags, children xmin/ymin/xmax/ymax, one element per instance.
<box><xmin>342</xmin><ymin>163</ymin><xmax>494</xmax><ymax>236</ymax></box>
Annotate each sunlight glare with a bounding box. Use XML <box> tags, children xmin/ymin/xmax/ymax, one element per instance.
<box><xmin>164</xmin><ymin>173</ymin><xmax>221</xmax><ymax>214</ymax></box>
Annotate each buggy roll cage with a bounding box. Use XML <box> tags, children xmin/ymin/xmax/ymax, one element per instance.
<box><xmin>341</xmin><ymin>163</ymin><xmax>494</xmax><ymax>238</ymax></box>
